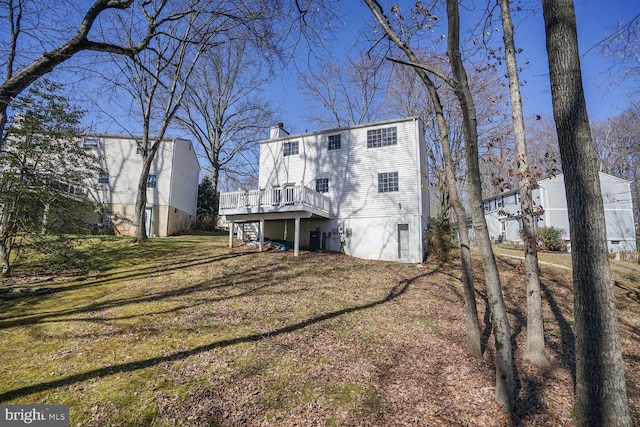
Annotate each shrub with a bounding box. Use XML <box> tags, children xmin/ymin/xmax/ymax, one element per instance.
<box><xmin>536</xmin><ymin>226</ymin><xmax>567</xmax><ymax>251</ymax></box>
<box><xmin>425</xmin><ymin>217</ymin><xmax>457</xmax><ymax>261</ymax></box>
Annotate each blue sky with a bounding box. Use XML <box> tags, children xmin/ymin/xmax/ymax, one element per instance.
<box><xmin>266</xmin><ymin>0</ymin><xmax>640</xmax><ymax>135</ymax></box>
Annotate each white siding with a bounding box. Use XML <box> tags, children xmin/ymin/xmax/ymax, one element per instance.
<box><xmin>483</xmin><ymin>172</ymin><xmax>637</xmax><ymax>252</ymax></box>
<box><xmin>257</xmin><ymin>117</ymin><xmax>429</xmax><ymax>263</ymax></box>
<box><xmin>85</xmin><ymin>135</ymin><xmax>199</xmax><ymax>236</ymax></box>
<box><xmin>168</xmin><ymin>138</ymin><xmax>199</xmax><ymax>217</ymax></box>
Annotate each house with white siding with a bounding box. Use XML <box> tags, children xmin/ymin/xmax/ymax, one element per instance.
<box><xmin>218</xmin><ymin>117</ymin><xmax>430</xmax><ymax>263</ymax></box>
<box><xmin>82</xmin><ymin>135</ymin><xmax>199</xmax><ymax>237</ymax></box>
<box><xmin>483</xmin><ymin>172</ymin><xmax>637</xmax><ymax>252</ymax></box>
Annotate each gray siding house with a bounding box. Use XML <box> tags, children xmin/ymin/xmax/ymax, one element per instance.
<box><xmin>218</xmin><ymin>117</ymin><xmax>430</xmax><ymax>263</ymax></box>
<box><xmin>483</xmin><ymin>172</ymin><xmax>637</xmax><ymax>252</ymax></box>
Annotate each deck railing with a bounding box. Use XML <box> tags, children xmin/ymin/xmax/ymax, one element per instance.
<box><xmin>219</xmin><ymin>185</ymin><xmax>331</xmax><ymax>215</ymax></box>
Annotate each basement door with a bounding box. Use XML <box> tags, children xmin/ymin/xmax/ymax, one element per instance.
<box><xmin>397</xmin><ymin>223</ymin><xmax>410</xmax><ymax>260</ymax></box>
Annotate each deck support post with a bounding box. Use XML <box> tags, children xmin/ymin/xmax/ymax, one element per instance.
<box><xmin>228</xmin><ymin>220</ymin><xmax>234</xmax><ymax>249</ymax></box>
<box><xmin>259</xmin><ymin>219</ymin><xmax>265</xmax><ymax>252</ymax></box>
<box><xmin>294</xmin><ymin>216</ymin><xmax>300</xmax><ymax>256</ymax></box>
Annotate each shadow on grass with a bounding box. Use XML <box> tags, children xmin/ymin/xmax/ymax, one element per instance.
<box><xmin>0</xmin><ymin>273</ymin><xmax>421</xmax><ymax>403</ymax></box>
<box><xmin>0</xmin><ymin>251</ymin><xmax>266</xmax><ymax>329</ymax></box>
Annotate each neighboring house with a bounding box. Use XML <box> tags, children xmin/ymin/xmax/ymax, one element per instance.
<box><xmin>483</xmin><ymin>172</ymin><xmax>637</xmax><ymax>252</ymax></box>
<box><xmin>219</xmin><ymin>117</ymin><xmax>430</xmax><ymax>263</ymax></box>
<box><xmin>82</xmin><ymin>135</ymin><xmax>199</xmax><ymax>237</ymax></box>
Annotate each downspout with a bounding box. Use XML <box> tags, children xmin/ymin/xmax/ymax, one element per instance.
<box><xmin>165</xmin><ymin>138</ymin><xmax>176</xmax><ymax>237</ymax></box>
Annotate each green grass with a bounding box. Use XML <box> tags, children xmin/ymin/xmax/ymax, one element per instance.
<box><xmin>1</xmin><ymin>235</ymin><xmax>638</xmax><ymax>426</ymax></box>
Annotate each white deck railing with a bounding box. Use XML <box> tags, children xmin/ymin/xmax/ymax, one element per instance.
<box><xmin>219</xmin><ymin>185</ymin><xmax>331</xmax><ymax>215</ymax></box>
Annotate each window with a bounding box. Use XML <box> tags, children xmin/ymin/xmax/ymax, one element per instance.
<box><xmin>378</xmin><ymin>172</ymin><xmax>399</xmax><ymax>193</ymax></box>
<box><xmin>83</xmin><ymin>137</ymin><xmax>99</xmax><ymax>149</ymax></box>
<box><xmin>484</xmin><ymin>202</ymin><xmax>490</xmax><ymax>214</ymax></box>
<box><xmin>328</xmin><ymin>134</ymin><xmax>341</xmax><ymax>150</ymax></box>
<box><xmin>136</xmin><ymin>140</ymin><xmax>152</xmax><ymax>155</ymax></box>
<box><xmin>147</xmin><ymin>174</ymin><xmax>157</xmax><ymax>189</ymax></box>
<box><xmin>98</xmin><ymin>171</ymin><xmax>109</xmax><ymax>184</ymax></box>
<box><xmin>367</xmin><ymin>126</ymin><xmax>397</xmax><ymax>148</ymax></box>
<box><xmin>497</xmin><ymin>196</ymin><xmax>504</xmax><ymax>209</ymax></box>
<box><xmin>283</xmin><ymin>141</ymin><xmax>299</xmax><ymax>156</ymax></box>
<box><xmin>316</xmin><ymin>178</ymin><xmax>329</xmax><ymax>193</ymax></box>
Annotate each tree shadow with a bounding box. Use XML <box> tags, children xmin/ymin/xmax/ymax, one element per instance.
<box><xmin>0</xmin><ymin>274</ymin><xmax>415</xmax><ymax>402</ymax></box>
<box><xmin>540</xmin><ymin>278</ymin><xmax>576</xmax><ymax>387</ymax></box>
<box><xmin>0</xmin><ymin>250</ymin><xmax>255</xmax><ymax>321</ymax></box>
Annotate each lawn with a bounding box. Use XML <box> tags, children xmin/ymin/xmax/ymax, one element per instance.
<box><xmin>0</xmin><ymin>234</ymin><xmax>638</xmax><ymax>426</ymax></box>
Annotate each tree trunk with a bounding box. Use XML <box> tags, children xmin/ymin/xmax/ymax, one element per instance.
<box><xmin>361</xmin><ymin>0</ymin><xmax>482</xmax><ymax>358</ymax></box>
<box><xmin>446</xmin><ymin>0</ymin><xmax>514</xmax><ymax>413</ymax></box>
<box><xmin>0</xmin><ymin>239</ymin><xmax>11</xmax><ymax>277</ymax></box>
<box><xmin>438</xmin><ymin>103</ymin><xmax>482</xmax><ymax>359</ymax></box>
<box><xmin>134</xmin><ymin>135</ymin><xmax>155</xmax><ymax>243</ymax></box>
<box><xmin>542</xmin><ymin>0</ymin><xmax>631</xmax><ymax>424</ymax></box>
<box><xmin>499</xmin><ymin>0</ymin><xmax>548</xmax><ymax>368</ymax></box>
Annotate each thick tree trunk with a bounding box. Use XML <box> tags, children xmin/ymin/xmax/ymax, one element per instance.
<box><xmin>542</xmin><ymin>0</ymin><xmax>631</xmax><ymax>424</ymax></box>
<box><xmin>439</xmin><ymin>109</ymin><xmax>482</xmax><ymax>359</ymax></box>
<box><xmin>361</xmin><ymin>0</ymin><xmax>482</xmax><ymax>358</ymax></box>
<box><xmin>499</xmin><ymin>0</ymin><xmax>548</xmax><ymax>368</ymax></box>
<box><xmin>446</xmin><ymin>0</ymin><xmax>514</xmax><ymax>413</ymax></box>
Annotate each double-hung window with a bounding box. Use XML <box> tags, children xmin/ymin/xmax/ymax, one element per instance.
<box><xmin>98</xmin><ymin>171</ymin><xmax>109</xmax><ymax>184</ymax></box>
<box><xmin>316</xmin><ymin>178</ymin><xmax>329</xmax><ymax>193</ymax></box>
<box><xmin>328</xmin><ymin>134</ymin><xmax>341</xmax><ymax>150</ymax></box>
<box><xmin>136</xmin><ymin>140</ymin><xmax>152</xmax><ymax>155</ymax></box>
<box><xmin>367</xmin><ymin>126</ymin><xmax>397</xmax><ymax>148</ymax></box>
<box><xmin>283</xmin><ymin>141</ymin><xmax>299</xmax><ymax>156</ymax></box>
<box><xmin>147</xmin><ymin>174</ymin><xmax>157</xmax><ymax>189</ymax></box>
<box><xmin>83</xmin><ymin>138</ymin><xmax>99</xmax><ymax>150</ymax></box>
<box><xmin>378</xmin><ymin>172</ymin><xmax>399</xmax><ymax>193</ymax></box>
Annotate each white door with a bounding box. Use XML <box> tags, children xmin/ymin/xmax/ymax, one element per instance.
<box><xmin>398</xmin><ymin>223</ymin><xmax>410</xmax><ymax>260</ymax></box>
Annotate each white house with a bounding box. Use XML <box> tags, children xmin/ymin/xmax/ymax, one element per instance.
<box><xmin>483</xmin><ymin>172</ymin><xmax>637</xmax><ymax>252</ymax></box>
<box><xmin>219</xmin><ymin>117</ymin><xmax>430</xmax><ymax>263</ymax></box>
<box><xmin>82</xmin><ymin>135</ymin><xmax>200</xmax><ymax>237</ymax></box>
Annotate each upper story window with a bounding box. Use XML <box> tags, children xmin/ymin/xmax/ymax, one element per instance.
<box><xmin>484</xmin><ymin>202</ymin><xmax>491</xmax><ymax>214</ymax></box>
<box><xmin>83</xmin><ymin>137</ymin><xmax>99</xmax><ymax>149</ymax></box>
<box><xmin>378</xmin><ymin>172</ymin><xmax>399</xmax><ymax>193</ymax></box>
<box><xmin>367</xmin><ymin>126</ymin><xmax>397</xmax><ymax>148</ymax></box>
<box><xmin>147</xmin><ymin>174</ymin><xmax>157</xmax><ymax>189</ymax></box>
<box><xmin>283</xmin><ymin>141</ymin><xmax>299</xmax><ymax>156</ymax></box>
<box><xmin>136</xmin><ymin>140</ymin><xmax>152</xmax><ymax>155</ymax></box>
<box><xmin>316</xmin><ymin>178</ymin><xmax>329</xmax><ymax>193</ymax></box>
<box><xmin>98</xmin><ymin>171</ymin><xmax>109</xmax><ymax>184</ymax></box>
<box><xmin>328</xmin><ymin>134</ymin><xmax>341</xmax><ymax>150</ymax></box>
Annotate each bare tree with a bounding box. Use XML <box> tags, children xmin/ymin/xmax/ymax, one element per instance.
<box><xmin>177</xmin><ymin>34</ymin><xmax>277</xmax><ymax>200</ymax></box>
<box><xmin>0</xmin><ymin>0</ymin><xmax>164</xmax><ymax>143</ymax></box>
<box><xmin>599</xmin><ymin>13</ymin><xmax>640</xmax><ymax>99</ymax></box>
<box><xmin>542</xmin><ymin>0</ymin><xmax>631</xmax><ymax>424</ymax></box>
<box><xmin>525</xmin><ymin>114</ymin><xmax>563</xmax><ymax>179</ymax></box>
<box><xmin>107</xmin><ymin>0</ymin><xmax>214</xmax><ymax>242</ymax></box>
<box><xmin>362</xmin><ymin>0</ymin><xmax>482</xmax><ymax>362</ymax></box>
<box><xmin>385</xmin><ymin>58</ymin><xmax>465</xmax><ymax>219</ymax></box>
<box><xmin>445</xmin><ymin>0</ymin><xmax>513</xmax><ymax>411</ymax></box>
<box><xmin>498</xmin><ymin>0</ymin><xmax>548</xmax><ymax>368</ymax></box>
<box><xmin>592</xmin><ymin>108</ymin><xmax>640</xmax><ymax>238</ymax></box>
<box><xmin>302</xmin><ymin>54</ymin><xmax>388</xmax><ymax>128</ymax></box>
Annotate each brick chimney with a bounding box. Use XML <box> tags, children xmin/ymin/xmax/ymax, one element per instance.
<box><xmin>269</xmin><ymin>123</ymin><xmax>289</xmax><ymax>139</ymax></box>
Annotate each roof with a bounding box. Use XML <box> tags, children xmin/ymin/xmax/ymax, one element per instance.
<box><xmin>259</xmin><ymin>116</ymin><xmax>421</xmax><ymax>144</ymax></box>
